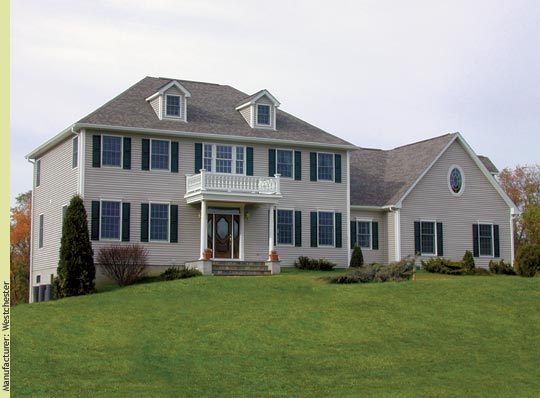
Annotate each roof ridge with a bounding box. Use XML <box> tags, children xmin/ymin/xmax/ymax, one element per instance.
<box><xmin>390</xmin><ymin>132</ymin><xmax>457</xmax><ymax>151</ymax></box>
<box><xmin>154</xmin><ymin>76</ymin><xmax>223</xmax><ymax>86</ymax></box>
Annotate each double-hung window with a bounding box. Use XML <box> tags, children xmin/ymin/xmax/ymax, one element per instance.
<box><xmin>257</xmin><ymin>104</ymin><xmax>270</xmax><ymax>125</ymax></box>
<box><xmin>276</xmin><ymin>150</ymin><xmax>293</xmax><ymax>178</ymax></box>
<box><xmin>318</xmin><ymin>211</ymin><xmax>335</xmax><ymax>247</ymax></box>
<box><xmin>203</xmin><ymin>144</ymin><xmax>245</xmax><ymax>174</ymax></box>
<box><xmin>317</xmin><ymin>153</ymin><xmax>334</xmax><ymax>181</ymax></box>
<box><xmin>72</xmin><ymin>136</ymin><xmax>78</xmax><ymax>168</ymax></box>
<box><xmin>357</xmin><ymin>221</ymin><xmax>372</xmax><ymax>249</ymax></box>
<box><xmin>38</xmin><ymin>214</ymin><xmax>44</xmax><ymax>248</ymax></box>
<box><xmin>150</xmin><ymin>203</ymin><xmax>169</xmax><ymax>241</ymax></box>
<box><xmin>36</xmin><ymin>159</ymin><xmax>41</xmax><ymax>187</ymax></box>
<box><xmin>478</xmin><ymin>224</ymin><xmax>494</xmax><ymax>256</ymax></box>
<box><xmin>101</xmin><ymin>201</ymin><xmax>121</xmax><ymax>240</ymax></box>
<box><xmin>277</xmin><ymin>209</ymin><xmax>294</xmax><ymax>245</ymax></box>
<box><xmin>166</xmin><ymin>95</ymin><xmax>180</xmax><ymax>117</ymax></box>
<box><xmin>420</xmin><ymin>221</ymin><xmax>436</xmax><ymax>255</ymax></box>
<box><xmin>151</xmin><ymin>139</ymin><xmax>170</xmax><ymax>170</ymax></box>
<box><xmin>102</xmin><ymin>136</ymin><xmax>122</xmax><ymax>167</ymax></box>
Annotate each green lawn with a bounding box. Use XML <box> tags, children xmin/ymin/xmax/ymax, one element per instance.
<box><xmin>13</xmin><ymin>269</ymin><xmax>540</xmax><ymax>398</ymax></box>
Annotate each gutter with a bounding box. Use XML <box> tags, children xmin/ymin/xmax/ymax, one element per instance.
<box><xmin>27</xmin><ymin>158</ymin><xmax>35</xmax><ymax>303</ymax></box>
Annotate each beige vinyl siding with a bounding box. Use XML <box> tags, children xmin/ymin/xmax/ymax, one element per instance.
<box><xmin>350</xmin><ymin>210</ymin><xmax>388</xmax><ymax>264</ymax></box>
<box><xmin>31</xmin><ymin>136</ymin><xmax>79</xmax><ymax>285</ymax></box>
<box><xmin>239</xmin><ymin>106</ymin><xmax>252</xmax><ymax>127</ymax></box>
<box><xmin>254</xmin><ymin>97</ymin><xmax>275</xmax><ymax>129</ymax></box>
<box><xmin>400</xmin><ymin>140</ymin><xmax>511</xmax><ymax>268</ymax></box>
<box><xmin>162</xmin><ymin>86</ymin><xmax>185</xmax><ymax>120</ymax></box>
<box><xmin>84</xmin><ymin>131</ymin><xmax>349</xmax><ymax>269</ymax></box>
<box><xmin>149</xmin><ymin>96</ymin><xmax>160</xmax><ymax>118</ymax></box>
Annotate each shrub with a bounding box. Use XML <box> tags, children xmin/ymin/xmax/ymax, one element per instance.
<box><xmin>489</xmin><ymin>259</ymin><xmax>515</xmax><ymax>275</ymax></box>
<box><xmin>421</xmin><ymin>258</ymin><xmax>467</xmax><ymax>275</ymax></box>
<box><xmin>474</xmin><ymin>268</ymin><xmax>491</xmax><ymax>276</ymax></box>
<box><xmin>515</xmin><ymin>244</ymin><xmax>540</xmax><ymax>277</ymax></box>
<box><xmin>56</xmin><ymin>195</ymin><xmax>95</xmax><ymax>297</ymax></box>
<box><xmin>462</xmin><ymin>250</ymin><xmax>476</xmax><ymax>274</ymax></box>
<box><xmin>160</xmin><ymin>266</ymin><xmax>202</xmax><ymax>281</ymax></box>
<box><xmin>294</xmin><ymin>256</ymin><xmax>336</xmax><ymax>271</ymax></box>
<box><xmin>331</xmin><ymin>256</ymin><xmax>415</xmax><ymax>284</ymax></box>
<box><xmin>97</xmin><ymin>244</ymin><xmax>148</xmax><ymax>286</ymax></box>
<box><xmin>350</xmin><ymin>244</ymin><xmax>364</xmax><ymax>268</ymax></box>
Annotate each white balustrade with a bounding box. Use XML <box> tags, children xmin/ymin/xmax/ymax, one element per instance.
<box><xmin>186</xmin><ymin>171</ymin><xmax>281</xmax><ymax>195</ymax></box>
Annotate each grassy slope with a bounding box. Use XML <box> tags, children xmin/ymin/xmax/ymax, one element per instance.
<box><xmin>13</xmin><ymin>270</ymin><xmax>540</xmax><ymax>398</ymax></box>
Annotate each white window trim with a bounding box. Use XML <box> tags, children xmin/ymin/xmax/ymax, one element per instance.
<box><xmin>72</xmin><ymin>136</ymin><xmax>79</xmax><ymax>169</ymax></box>
<box><xmin>476</xmin><ymin>222</ymin><xmax>495</xmax><ymax>258</ymax></box>
<box><xmin>256</xmin><ymin>104</ymin><xmax>271</xmax><ymax>126</ymax></box>
<box><xmin>317</xmin><ymin>152</ymin><xmax>335</xmax><ymax>182</ymax></box>
<box><xmin>419</xmin><ymin>219</ymin><xmax>437</xmax><ymax>256</ymax></box>
<box><xmin>99</xmin><ymin>199</ymin><xmax>123</xmax><ymax>241</ymax></box>
<box><xmin>448</xmin><ymin>164</ymin><xmax>465</xmax><ymax>197</ymax></box>
<box><xmin>101</xmin><ymin>135</ymin><xmax>124</xmax><ymax>168</ymax></box>
<box><xmin>36</xmin><ymin>158</ymin><xmax>41</xmax><ymax>187</ymax></box>
<box><xmin>356</xmin><ymin>218</ymin><xmax>373</xmax><ymax>251</ymax></box>
<box><xmin>149</xmin><ymin>202</ymin><xmax>171</xmax><ymax>243</ymax></box>
<box><xmin>275</xmin><ymin>149</ymin><xmax>295</xmax><ymax>179</ymax></box>
<box><xmin>150</xmin><ymin>138</ymin><xmax>172</xmax><ymax>171</ymax></box>
<box><xmin>317</xmin><ymin>210</ymin><xmax>336</xmax><ymax>248</ymax></box>
<box><xmin>276</xmin><ymin>208</ymin><xmax>295</xmax><ymax>247</ymax></box>
<box><xmin>164</xmin><ymin>94</ymin><xmax>182</xmax><ymax>119</ymax></box>
<box><xmin>38</xmin><ymin>213</ymin><xmax>44</xmax><ymax>249</ymax></box>
<box><xmin>203</xmin><ymin>143</ymin><xmax>246</xmax><ymax>175</ymax></box>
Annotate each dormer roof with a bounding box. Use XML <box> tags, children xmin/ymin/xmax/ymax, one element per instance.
<box><xmin>235</xmin><ymin>89</ymin><xmax>280</xmax><ymax>110</ymax></box>
<box><xmin>145</xmin><ymin>80</ymin><xmax>192</xmax><ymax>102</ymax></box>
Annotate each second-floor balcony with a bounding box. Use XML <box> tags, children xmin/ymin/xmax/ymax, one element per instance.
<box><xmin>184</xmin><ymin>170</ymin><xmax>282</xmax><ymax>204</ymax></box>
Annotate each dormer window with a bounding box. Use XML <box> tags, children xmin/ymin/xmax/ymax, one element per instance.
<box><xmin>166</xmin><ymin>95</ymin><xmax>181</xmax><ymax>117</ymax></box>
<box><xmin>257</xmin><ymin>104</ymin><xmax>270</xmax><ymax>126</ymax></box>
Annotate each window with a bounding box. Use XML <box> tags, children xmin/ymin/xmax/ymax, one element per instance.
<box><xmin>318</xmin><ymin>211</ymin><xmax>335</xmax><ymax>246</ymax></box>
<box><xmin>62</xmin><ymin>205</ymin><xmax>68</xmax><ymax>222</ymax></box>
<box><xmin>151</xmin><ymin>139</ymin><xmax>170</xmax><ymax>170</ymax></box>
<box><xmin>276</xmin><ymin>150</ymin><xmax>293</xmax><ymax>178</ymax></box>
<box><xmin>101</xmin><ymin>201</ymin><xmax>121</xmax><ymax>240</ymax></box>
<box><xmin>166</xmin><ymin>95</ymin><xmax>181</xmax><ymax>117</ymax></box>
<box><xmin>420</xmin><ymin>221</ymin><xmax>436</xmax><ymax>255</ymax></box>
<box><xmin>150</xmin><ymin>203</ymin><xmax>169</xmax><ymax>241</ymax></box>
<box><xmin>36</xmin><ymin>275</ymin><xmax>41</xmax><ymax>284</ymax></box>
<box><xmin>448</xmin><ymin>165</ymin><xmax>464</xmax><ymax>195</ymax></box>
<box><xmin>357</xmin><ymin>221</ymin><xmax>371</xmax><ymax>249</ymax></box>
<box><xmin>38</xmin><ymin>214</ymin><xmax>44</xmax><ymax>248</ymax></box>
<box><xmin>204</xmin><ymin>144</ymin><xmax>245</xmax><ymax>174</ymax></box>
<box><xmin>72</xmin><ymin>136</ymin><xmax>79</xmax><ymax>168</ymax></box>
<box><xmin>257</xmin><ymin>104</ymin><xmax>270</xmax><ymax>125</ymax></box>
<box><xmin>277</xmin><ymin>209</ymin><xmax>294</xmax><ymax>245</ymax></box>
<box><xmin>36</xmin><ymin>159</ymin><xmax>41</xmax><ymax>187</ymax></box>
<box><xmin>317</xmin><ymin>153</ymin><xmax>334</xmax><ymax>181</ymax></box>
<box><xmin>478</xmin><ymin>224</ymin><xmax>493</xmax><ymax>256</ymax></box>
<box><xmin>102</xmin><ymin>136</ymin><xmax>122</xmax><ymax>167</ymax></box>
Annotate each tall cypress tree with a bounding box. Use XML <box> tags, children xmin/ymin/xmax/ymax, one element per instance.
<box><xmin>57</xmin><ymin>195</ymin><xmax>95</xmax><ymax>297</ymax></box>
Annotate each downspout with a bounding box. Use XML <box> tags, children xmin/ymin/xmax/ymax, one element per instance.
<box><xmin>26</xmin><ymin>158</ymin><xmax>35</xmax><ymax>303</ymax></box>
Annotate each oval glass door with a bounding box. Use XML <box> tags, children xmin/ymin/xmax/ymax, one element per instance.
<box><xmin>214</xmin><ymin>215</ymin><xmax>232</xmax><ymax>258</ymax></box>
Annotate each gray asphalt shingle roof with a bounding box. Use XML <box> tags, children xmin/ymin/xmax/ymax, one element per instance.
<box><xmin>478</xmin><ymin>155</ymin><xmax>499</xmax><ymax>174</ymax></box>
<box><xmin>78</xmin><ymin>77</ymin><xmax>352</xmax><ymax>146</ymax></box>
<box><xmin>350</xmin><ymin>133</ymin><xmax>458</xmax><ymax>206</ymax></box>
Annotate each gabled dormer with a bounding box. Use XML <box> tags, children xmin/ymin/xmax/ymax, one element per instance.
<box><xmin>146</xmin><ymin>80</ymin><xmax>192</xmax><ymax>122</ymax></box>
<box><xmin>235</xmin><ymin>89</ymin><xmax>280</xmax><ymax>130</ymax></box>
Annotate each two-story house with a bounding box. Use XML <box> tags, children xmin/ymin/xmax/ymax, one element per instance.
<box><xmin>26</xmin><ymin>76</ymin><xmax>516</xmax><ymax>302</ymax></box>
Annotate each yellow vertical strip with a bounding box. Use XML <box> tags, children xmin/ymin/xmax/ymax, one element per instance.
<box><xmin>0</xmin><ymin>1</ymin><xmax>11</xmax><ymax>397</ymax></box>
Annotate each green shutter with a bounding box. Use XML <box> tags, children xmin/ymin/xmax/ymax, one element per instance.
<box><xmin>195</xmin><ymin>143</ymin><xmax>202</xmax><ymax>173</ymax></box>
<box><xmin>350</xmin><ymin>221</ymin><xmax>357</xmax><ymax>248</ymax></box>
<box><xmin>414</xmin><ymin>221</ymin><xmax>421</xmax><ymax>255</ymax></box>
<box><xmin>310</xmin><ymin>152</ymin><xmax>317</xmax><ymax>181</ymax></box>
<box><xmin>142</xmin><ymin>139</ymin><xmax>150</xmax><ymax>171</ymax></box>
<box><xmin>436</xmin><ymin>222</ymin><xmax>443</xmax><ymax>256</ymax></box>
<box><xmin>372</xmin><ymin>221</ymin><xmax>379</xmax><ymax>250</ymax></box>
<box><xmin>494</xmin><ymin>225</ymin><xmax>500</xmax><ymax>258</ymax></box>
<box><xmin>334</xmin><ymin>154</ymin><xmax>342</xmax><ymax>183</ymax></box>
<box><xmin>170</xmin><ymin>205</ymin><xmax>178</xmax><ymax>243</ymax></box>
<box><xmin>310</xmin><ymin>211</ymin><xmax>318</xmax><ymax>247</ymax></box>
<box><xmin>91</xmin><ymin>201</ymin><xmax>100</xmax><ymax>240</ymax></box>
<box><xmin>295</xmin><ymin>211</ymin><xmax>302</xmax><ymax>247</ymax></box>
<box><xmin>268</xmin><ymin>149</ymin><xmax>276</xmax><ymax>176</ymax></box>
<box><xmin>294</xmin><ymin>151</ymin><xmax>302</xmax><ymax>180</ymax></box>
<box><xmin>122</xmin><ymin>203</ymin><xmax>130</xmax><ymax>242</ymax></box>
<box><xmin>141</xmin><ymin>203</ymin><xmax>149</xmax><ymax>242</ymax></box>
<box><xmin>92</xmin><ymin>135</ymin><xmax>101</xmax><ymax>168</ymax></box>
<box><xmin>246</xmin><ymin>147</ymin><xmax>254</xmax><ymax>176</ymax></box>
<box><xmin>123</xmin><ymin>137</ymin><xmax>131</xmax><ymax>170</ymax></box>
<box><xmin>335</xmin><ymin>212</ymin><xmax>342</xmax><ymax>248</ymax></box>
<box><xmin>472</xmin><ymin>224</ymin><xmax>479</xmax><ymax>257</ymax></box>
<box><xmin>171</xmin><ymin>142</ymin><xmax>179</xmax><ymax>173</ymax></box>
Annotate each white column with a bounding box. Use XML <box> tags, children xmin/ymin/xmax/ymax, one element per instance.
<box><xmin>200</xmin><ymin>200</ymin><xmax>207</xmax><ymax>260</ymax></box>
<box><xmin>269</xmin><ymin>204</ymin><xmax>275</xmax><ymax>257</ymax></box>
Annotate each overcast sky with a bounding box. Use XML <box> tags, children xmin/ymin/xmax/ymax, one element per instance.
<box><xmin>10</xmin><ymin>0</ymin><xmax>540</xmax><ymax>205</ymax></box>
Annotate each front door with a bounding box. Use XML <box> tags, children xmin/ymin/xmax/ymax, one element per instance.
<box><xmin>208</xmin><ymin>213</ymin><xmax>240</xmax><ymax>259</ymax></box>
